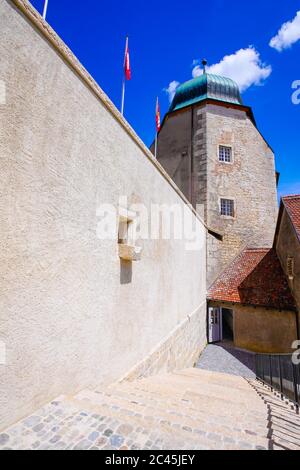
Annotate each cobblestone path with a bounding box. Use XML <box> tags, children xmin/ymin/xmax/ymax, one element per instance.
<box><xmin>0</xmin><ymin>367</ymin><xmax>299</xmax><ymax>450</ymax></box>
<box><xmin>196</xmin><ymin>343</ymin><xmax>256</xmax><ymax>378</ymax></box>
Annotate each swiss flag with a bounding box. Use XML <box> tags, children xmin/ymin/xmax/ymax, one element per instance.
<box><xmin>155</xmin><ymin>97</ymin><xmax>161</xmax><ymax>132</ymax></box>
<box><xmin>124</xmin><ymin>37</ymin><xmax>131</xmax><ymax>81</ymax></box>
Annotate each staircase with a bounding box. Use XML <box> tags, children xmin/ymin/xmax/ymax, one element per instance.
<box><xmin>1</xmin><ymin>368</ymin><xmax>300</xmax><ymax>450</ymax></box>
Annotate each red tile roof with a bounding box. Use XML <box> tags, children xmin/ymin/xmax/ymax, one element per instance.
<box><xmin>208</xmin><ymin>248</ymin><xmax>296</xmax><ymax>310</ymax></box>
<box><xmin>282</xmin><ymin>195</ymin><xmax>300</xmax><ymax>242</ymax></box>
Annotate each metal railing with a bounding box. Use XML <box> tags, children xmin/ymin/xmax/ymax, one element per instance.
<box><xmin>255</xmin><ymin>353</ymin><xmax>300</xmax><ymax>409</ymax></box>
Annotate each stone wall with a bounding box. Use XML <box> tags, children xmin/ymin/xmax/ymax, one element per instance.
<box><xmin>192</xmin><ymin>107</ymin><xmax>207</xmax><ymax>218</ymax></box>
<box><xmin>156</xmin><ymin>106</ymin><xmax>208</xmax><ymax>217</ymax></box>
<box><xmin>276</xmin><ymin>210</ymin><xmax>300</xmax><ymax>337</ymax></box>
<box><xmin>119</xmin><ymin>301</ymin><xmax>207</xmax><ymax>382</ymax></box>
<box><xmin>155</xmin><ymin>110</ymin><xmax>193</xmax><ymax>203</ymax></box>
<box><xmin>205</xmin><ymin>104</ymin><xmax>278</xmax><ymax>286</ymax></box>
<box><xmin>156</xmin><ymin>101</ymin><xmax>278</xmax><ymax>288</ymax></box>
<box><xmin>234</xmin><ymin>305</ymin><xmax>297</xmax><ymax>353</ymax></box>
<box><xmin>0</xmin><ymin>0</ymin><xmax>207</xmax><ymax>430</ymax></box>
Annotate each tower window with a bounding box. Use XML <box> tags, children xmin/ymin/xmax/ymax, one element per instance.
<box><xmin>220</xmin><ymin>199</ymin><xmax>235</xmax><ymax>217</ymax></box>
<box><xmin>219</xmin><ymin>145</ymin><xmax>232</xmax><ymax>163</ymax></box>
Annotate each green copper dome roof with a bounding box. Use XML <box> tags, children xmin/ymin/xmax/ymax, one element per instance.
<box><xmin>169</xmin><ymin>73</ymin><xmax>243</xmax><ymax>112</ymax></box>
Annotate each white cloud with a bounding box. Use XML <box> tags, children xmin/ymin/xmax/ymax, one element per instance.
<box><xmin>164</xmin><ymin>80</ymin><xmax>180</xmax><ymax>103</ymax></box>
<box><xmin>192</xmin><ymin>47</ymin><xmax>272</xmax><ymax>93</ymax></box>
<box><xmin>192</xmin><ymin>65</ymin><xmax>202</xmax><ymax>78</ymax></box>
<box><xmin>270</xmin><ymin>11</ymin><xmax>300</xmax><ymax>51</ymax></box>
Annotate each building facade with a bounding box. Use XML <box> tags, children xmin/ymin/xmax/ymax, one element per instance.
<box><xmin>275</xmin><ymin>195</ymin><xmax>300</xmax><ymax>337</ymax></box>
<box><xmin>207</xmin><ymin>247</ymin><xmax>297</xmax><ymax>353</ymax></box>
<box><xmin>1</xmin><ymin>0</ymin><xmax>299</xmax><ymax>434</ymax></box>
<box><xmin>0</xmin><ymin>0</ymin><xmax>208</xmax><ymax>431</ymax></box>
<box><xmin>154</xmin><ymin>72</ymin><xmax>279</xmax><ymax>286</ymax></box>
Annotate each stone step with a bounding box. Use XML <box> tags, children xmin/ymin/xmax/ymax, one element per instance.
<box><xmin>105</xmin><ymin>376</ymin><xmax>300</xmax><ymax>446</ymax></box>
<box><xmin>119</xmin><ymin>368</ymin><xmax>252</xmax><ymax>389</ymax></box>
<box><xmin>269</xmin><ymin>423</ymin><xmax>300</xmax><ymax>448</ymax></box>
<box><xmin>67</xmin><ymin>395</ymin><xmax>269</xmax><ymax>450</ymax></box>
<box><xmin>2</xmin><ymin>367</ymin><xmax>299</xmax><ymax>451</ymax></box>
<box><xmin>127</xmin><ymin>373</ymin><xmax>297</xmax><ymax>414</ymax></box>
<box><xmin>109</xmin><ymin>380</ymin><xmax>268</xmax><ymax>417</ymax></box>
<box><xmin>179</xmin><ymin>368</ymin><xmax>256</xmax><ymax>387</ymax></box>
<box><xmin>249</xmin><ymin>380</ymin><xmax>300</xmax><ymax>404</ymax></box>
<box><xmin>123</xmin><ymin>368</ymin><xmax>255</xmax><ymax>394</ymax></box>
<box><xmin>66</xmin><ymin>396</ymin><xmax>225</xmax><ymax>450</ymax></box>
<box><xmin>93</xmin><ymin>384</ymin><xmax>269</xmax><ymax>431</ymax></box>
<box><xmin>73</xmin><ymin>388</ymin><xmax>272</xmax><ymax>447</ymax></box>
<box><xmin>247</xmin><ymin>381</ymin><xmax>300</xmax><ymax>417</ymax></box>
<box><xmin>134</xmin><ymin>373</ymin><xmax>265</xmax><ymax>406</ymax></box>
<box><xmin>99</xmin><ymin>383</ymin><xmax>299</xmax><ymax>450</ymax></box>
<box><xmin>117</xmin><ymin>376</ymin><xmax>300</xmax><ymax>450</ymax></box>
<box><xmin>78</xmin><ymin>387</ymin><xmax>267</xmax><ymax>430</ymax></box>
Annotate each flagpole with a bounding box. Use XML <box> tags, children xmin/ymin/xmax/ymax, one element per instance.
<box><xmin>42</xmin><ymin>0</ymin><xmax>49</xmax><ymax>20</ymax></box>
<box><xmin>154</xmin><ymin>97</ymin><xmax>160</xmax><ymax>159</ymax></box>
<box><xmin>121</xmin><ymin>36</ymin><xmax>128</xmax><ymax>116</ymax></box>
<box><xmin>121</xmin><ymin>77</ymin><xmax>125</xmax><ymax>116</ymax></box>
<box><xmin>154</xmin><ymin>132</ymin><xmax>158</xmax><ymax>159</ymax></box>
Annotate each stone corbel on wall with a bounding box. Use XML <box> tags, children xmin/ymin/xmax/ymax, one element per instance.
<box><xmin>118</xmin><ymin>207</ymin><xmax>142</xmax><ymax>261</ymax></box>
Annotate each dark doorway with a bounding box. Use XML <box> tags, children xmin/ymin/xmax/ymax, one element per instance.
<box><xmin>222</xmin><ymin>308</ymin><xmax>234</xmax><ymax>341</ymax></box>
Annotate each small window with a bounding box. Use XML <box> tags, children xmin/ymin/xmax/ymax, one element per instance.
<box><xmin>220</xmin><ymin>198</ymin><xmax>235</xmax><ymax>217</ymax></box>
<box><xmin>287</xmin><ymin>257</ymin><xmax>294</xmax><ymax>280</ymax></box>
<box><xmin>118</xmin><ymin>208</ymin><xmax>142</xmax><ymax>261</ymax></box>
<box><xmin>118</xmin><ymin>219</ymin><xmax>129</xmax><ymax>245</ymax></box>
<box><xmin>219</xmin><ymin>145</ymin><xmax>232</xmax><ymax>163</ymax></box>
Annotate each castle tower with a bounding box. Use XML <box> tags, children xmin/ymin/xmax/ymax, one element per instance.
<box><xmin>154</xmin><ymin>68</ymin><xmax>278</xmax><ymax>286</ymax></box>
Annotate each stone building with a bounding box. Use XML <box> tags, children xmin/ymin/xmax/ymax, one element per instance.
<box><xmin>153</xmin><ymin>69</ymin><xmax>279</xmax><ymax>286</ymax></box>
<box><xmin>207</xmin><ymin>247</ymin><xmax>297</xmax><ymax>352</ymax></box>
<box><xmin>0</xmin><ymin>0</ymin><xmax>299</xmax><ymax>435</ymax></box>
<box><xmin>205</xmin><ymin>197</ymin><xmax>300</xmax><ymax>353</ymax></box>
<box><xmin>0</xmin><ymin>0</ymin><xmax>209</xmax><ymax>430</ymax></box>
<box><xmin>153</xmin><ymin>66</ymin><xmax>300</xmax><ymax>353</ymax></box>
<box><xmin>275</xmin><ymin>195</ymin><xmax>300</xmax><ymax>337</ymax></box>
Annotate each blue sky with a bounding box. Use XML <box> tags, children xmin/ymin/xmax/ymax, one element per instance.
<box><xmin>30</xmin><ymin>0</ymin><xmax>300</xmax><ymax>196</ymax></box>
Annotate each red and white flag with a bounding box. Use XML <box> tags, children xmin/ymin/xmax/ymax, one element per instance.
<box><xmin>155</xmin><ymin>97</ymin><xmax>161</xmax><ymax>132</ymax></box>
<box><xmin>124</xmin><ymin>37</ymin><xmax>131</xmax><ymax>81</ymax></box>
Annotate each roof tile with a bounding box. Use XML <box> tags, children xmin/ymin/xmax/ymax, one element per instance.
<box><xmin>208</xmin><ymin>248</ymin><xmax>296</xmax><ymax>311</ymax></box>
<box><xmin>282</xmin><ymin>195</ymin><xmax>300</xmax><ymax>241</ymax></box>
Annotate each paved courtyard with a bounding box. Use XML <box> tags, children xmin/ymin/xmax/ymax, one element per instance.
<box><xmin>0</xmin><ymin>365</ymin><xmax>299</xmax><ymax>450</ymax></box>
<box><xmin>0</xmin><ymin>398</ymin><xmax>178</xmax><ymax>451</ymax></box>
<box><xmin>196</xmin><ymin>343</ymin><xmax>256</xmax><ymax>378</ymax></box>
